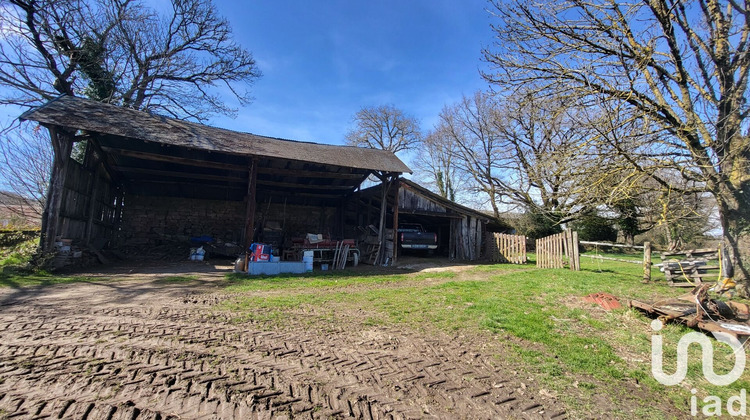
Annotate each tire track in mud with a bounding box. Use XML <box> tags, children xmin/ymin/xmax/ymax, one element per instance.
<box><xmin>0</xmin><ymin>294</ymin><xmax>566</xmax><ymax>419</ymax></box>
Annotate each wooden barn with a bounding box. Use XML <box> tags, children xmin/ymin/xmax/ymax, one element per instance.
<box><xmin>20</xmin><ymin>95</ymin><xmax>411</xmax><ymax>265</ymax></box>
<box><xmin>356</xmin><ymin>178</ymin><xmax>490</xmax><ymax>260</ymax></box>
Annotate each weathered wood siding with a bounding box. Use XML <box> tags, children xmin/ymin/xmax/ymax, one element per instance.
<box><xmin>399</xmin><ymin>188</ymin><xmax>447</xmax><ymax>214</ymax></box>
<box><xmin>57</xmin><ymin>157</ymin><xmax>121</xmax><ymax>244</ymax></box>
<box><xmin>449</xmin><ymin>216</ymin><xmax>482</xmax><ymax>260</ymax></box>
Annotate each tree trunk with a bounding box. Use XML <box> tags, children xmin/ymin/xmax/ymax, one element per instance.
<box><xmin>720</xmin><ymin>204</ymin><xmax>750</xmax><ymax>297</ymax></box>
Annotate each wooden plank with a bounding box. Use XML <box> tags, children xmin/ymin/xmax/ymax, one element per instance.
<box><xmin>587</xmin><ymin>254</ymin><xmax>642</xmax><ymax>264</ymax></box>
<box><xmin>113</xmin><ymin>166</ymin><xmax>246</xmax><ymax>182</ymax></box>
<box><xmin>643</xmin><ymin>242</ymin><xmax>652</xmax><ymax>282</ymax></box>
<box><xmin>101</xmin><ymin>146</ymin><xmax>248</xmax><ymax>172</ymax></box>
<box><xmin>256</xmin><ymin>179</ymin><xmax>355</xmax><ymax>190</ymax></box>
<box><xmin>261</xmin><ymin>166</ymin><xmax>368</xmax><ymax>180</ymax></box>
<box><xmin>43</xmin><ymin>126</ymin><xmax>74</xmax><ymax>251</ymax></box>
<box><xmin>580</xmin><ymin>240</ymin><xmax>645</xmax><ymax>249</ymax></box>
<box><xmin>392</xmin><ymin>178</ymin><xmax>399</xmax><ymax>264</ymax></box>
<box><xmin>661</xmin><ymin>248</ymin><xmax>718</xmax><ymax>257</ymax></box>
<box><xmin>84</xmin><ymin>166</ymin><xmax>101</xmax><ymax>244</ymax></box>
<box><xmin>244</xmin><ymin>159</ymin><xmax>258</xmax><ymax>250</ymax></box>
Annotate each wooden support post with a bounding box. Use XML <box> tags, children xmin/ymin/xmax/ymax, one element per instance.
<box><xmin>339</xmin><ymin>197</ymin><xmax>346</xmax><ymax>239</ymax></box>
<box><xmin>643</xmin><ymin>241</ymin><xmax>652</xmax><ymax>282</ymax></box>
<box><xmin>243</xmin><ymin>159</ymin><xmax>258</xmax><ymax>271</ymax></box>
<box><xmin>85</xmin><ymin>166</ymin><xmax>101</xmax><ymax>244</ymax></box>
<box><xmin>392</xmin><ymin>177</ymin><xmax>399</xmax><ymax>264</ymax></box>
<box><xmin>374</xmin><ymin>174</ymin><xmax>389</xmax><ymax>265</ymax></box>
<box><xmin>41</xmin><ymin>126</ymin><xmax>74</xmax><ymax>252</ymax></box>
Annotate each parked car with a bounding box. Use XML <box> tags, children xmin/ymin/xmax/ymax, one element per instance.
<box><xmin>398</xmin><ymin>223</ymin><xmax>438</xmax><ymax>250</ymax></box>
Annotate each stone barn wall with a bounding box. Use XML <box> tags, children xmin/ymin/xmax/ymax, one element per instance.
<box><xmin>118</xmin><ymin>195</ymin><xmax>340</xmax><ymax>249</ymax></box>
<box><xmin>119</xmin><ymin>195</ymin><xmax>246</xmax><ymax>247</ymax></box>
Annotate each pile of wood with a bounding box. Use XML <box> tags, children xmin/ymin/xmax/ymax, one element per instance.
<box><xmin>657</xmin><ymin>248</ymin><xmax>720</xmax><ymax>287</ymax></box>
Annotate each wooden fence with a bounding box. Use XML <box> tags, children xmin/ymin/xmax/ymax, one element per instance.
<box><xmin>485</xmin><ymin>233</ymin><xmax>527</xmax><ymax>264</ymax></box>
<box><xmin>580</xmin><ymin>240</ymin><xmax>653</xmax><ymax>282</ymax></box>
<box><xmin>536</xmin><ymin>230</ymin><xmax>580</xmax><ymax>270</ymax></box>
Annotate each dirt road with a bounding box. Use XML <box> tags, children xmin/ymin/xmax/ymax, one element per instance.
<box><xmin>0</xmin><ymin>263</ymin><xmax>565</xmax><ymax>419</ymax></box>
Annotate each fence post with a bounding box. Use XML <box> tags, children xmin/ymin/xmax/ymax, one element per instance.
<box><xmin>643</xmin><ymin>241</ymin><xmax>652</xmax><ymax>282</ymax></box>
<box><xmin>571</xmin><ymin>231</ymin><xmax>580</xmax><ymax>271</ymax></box>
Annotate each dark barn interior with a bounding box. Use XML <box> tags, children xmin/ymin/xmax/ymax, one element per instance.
<box><xmin>357</xmin><ymin>179</ymin><xmax>488</xmax><ymax>260</ymax></box>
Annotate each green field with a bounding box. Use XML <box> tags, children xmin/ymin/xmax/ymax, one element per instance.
<box><xmin>223</xmin><ymin>256</ymin><xmax>749</xmax><ymax>418</ymax></box>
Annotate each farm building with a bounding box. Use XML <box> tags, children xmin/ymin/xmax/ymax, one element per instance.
<box><xmin>20</xmin><ymin>95</ymin><xmax>490</xmax><ymax>266</ymax></box>
<box><xmin>356</xmin><ymin>178</ymin><xmax>490</xmax><ymax>260</ymax></box>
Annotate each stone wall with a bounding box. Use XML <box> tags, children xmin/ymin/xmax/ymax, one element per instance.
<box><xmin>119</xmin><ymin>195</ymin><xmax>246</xmax><ymax>247</ymax></box>
<box><xmin>258</xmin><ymin>202</ymin><xmax>338</xmax><ymax>244</ymax></box>
<box><xmin>118</xmin><ymin>195</ymin><xmax>341</xmax><ymax>248</ymax></box>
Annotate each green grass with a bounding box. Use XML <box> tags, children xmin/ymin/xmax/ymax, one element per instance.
<box><xmin>223</xmin><ymin>256</ymin><xmax>749</xmax><ymax>417</ymax></box>
<box><xmin>0</xmin><ymin>267</ymin><xmax>94</xmax><ymax>288</ymax></box>
<box><xmin>0</xmin><ymin>236</ymin><xmax>38</xmax><ymax>267</ymax></box>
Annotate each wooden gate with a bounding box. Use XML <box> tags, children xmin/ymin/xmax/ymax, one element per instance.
<box><xmin>536</xmin><ymin>230</ymin><xmax>580</xmax><ymax>270</ymax></box>
<box><xmin>486</xmin><ymin>233</ymin><xmax>527</xmax><ymax>264</ymax></box>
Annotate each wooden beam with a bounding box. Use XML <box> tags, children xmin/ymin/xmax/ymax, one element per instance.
<box><xmin>101</xmin><ymin>146</ymin><xmax>371</xmax><ymax>180</ymax></box>
<box><xmin>112</xmin><ymin>166</ymin><xmax>246</xmax><ymax>183</ymax></box>
<box><xmin>83</xmin><ymin>136</ymin><xmax>120</xmax><ymax>184</ymax></box>
<box><xmin>84</xmin><ymin>166</ymin><xmax>101</xmax><ymax>244</ymax></box>
<box><xmin>244</xmin><ymin>159</ymin><xmax>258</xmax><ymax>260</ymax></box>
<box><xmin>259</xmin><ymin>166</ymin><xmax>369</xmax><ymax>179</ymax></box>
<box><xmin>255</xmin><ymin>179</ymin><xmax>355</xmax><ymax>190</ymax></box>
<box><xmin>101</xmin><ymin>146</ymin><xmax>248</xmax><ymax>172</ymax></box>
<box><xmin>42</xmin><ymin>125</ymin><xmax>74</xmax><ymax>251</ymax></box>
<box><xmin>392</xmin><ymin>177</ymin><xmax>399</xmax><ymax>264</ymax></box>
<box><xmin>261</xmin><ymin>190</ymin><xmax>347</xmax><ymax>200</ymax></box>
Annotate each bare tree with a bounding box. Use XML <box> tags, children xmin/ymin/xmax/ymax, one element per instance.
<box><xmin>439</xmin><ymin>90</ymin><xmax>601</xmax><ymax>224</ymax></box>
<box><xmin>484</xmin><ymin>0</ymin><xmax>750</xmax><ymax>294</ymax></box>
<box><xmin>492</xmin><ymin>92</ymin><xmax>604</xmax><ymax>225</ymax></box>
<box><xmin>411</xmin><ymin>126</ymin><xmax>463</xmax><ymax>201</ymax></box>
<box><xmin>439</xmin><ymin>92</ymin><xmax>504</xmax><ymax>218</ymax></box>
<box><xmin>0</xmin><ymin>123</ymin><xmax>52</xmax><ymax>219</ymax></box>
<box><xmin>345</xmin><ymin>105</ymin><xmax>421</xmax><ymax>154</ymax></box>
<box><xmin>0</xmin><ymin>0</ymin><xmax>261</xmax><ymax>120</ymax></box>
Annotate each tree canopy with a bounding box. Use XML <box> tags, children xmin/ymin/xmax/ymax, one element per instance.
<box><xmin>483</xmin><ymin>0</ymin><xmax>750</xmax><ymax>293</ymax></box>
<box><xmin>0</xmin><ymin>0</ymin><xmax>261</xmax><ymax>121</ymax></box>
<box><xmin>345</xmin><ymin>105</ymin><xmax>421</xmax><ymax>155</ymax></box>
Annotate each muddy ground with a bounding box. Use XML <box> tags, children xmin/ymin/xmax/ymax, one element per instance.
<box><xmin>0</xmin><ymin>261</ymin><xmax>568</xmax><ymax>419</ymax></box>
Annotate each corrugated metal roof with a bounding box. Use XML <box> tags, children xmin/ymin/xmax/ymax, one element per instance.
<box><xmin>20</xmin><ymin>95</ymin><xmax>412</xmax><ymax>174</ymax></box>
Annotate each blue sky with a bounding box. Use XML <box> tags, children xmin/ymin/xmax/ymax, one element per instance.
<box><xmin>210</xmin><ymin>0</ymin><xmax>495</xmax><ymax>145</ymax></box>
<box><xmin>0</xmin><ymin>0</ymin><xmax>496</xmax><ymax>154</ymax></box>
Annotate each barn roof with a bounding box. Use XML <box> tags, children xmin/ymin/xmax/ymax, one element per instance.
<box><xmin>359</xmin><ymin>178</ymin><xmax>491</xmax><ymax>222</ymax></box>
<box><xmin>20</xmin><ymin>95</ymin><xmax>411</xmax><ymax>174</ymax></box>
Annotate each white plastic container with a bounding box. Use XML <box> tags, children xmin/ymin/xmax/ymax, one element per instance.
<box><xmin>248</xmin><ymin>261</ymin><xmax>280</xmax><ymax>275</ymax></box>
<box><xmin>303</xmin><ymin>255</ymin><xmax>313</xmax><ymax>272</ymax></box>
